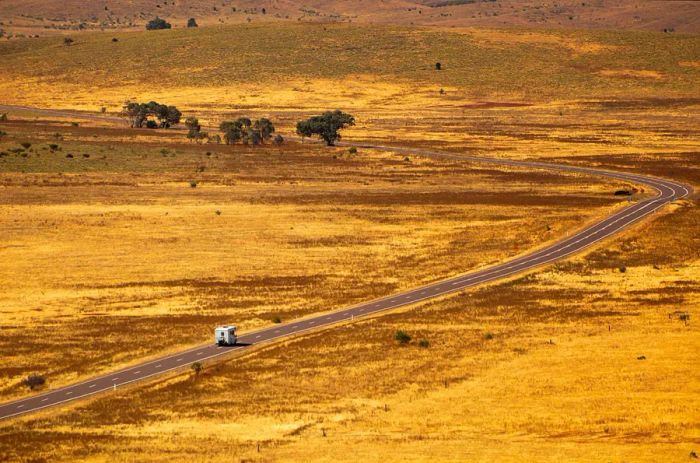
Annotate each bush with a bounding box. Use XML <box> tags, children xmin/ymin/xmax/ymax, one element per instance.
<box><xmin>20</xmin><ymin>142</ymin><xmax>31</xmax><ymax>149</ymax></box>
<box><xmin>191</xmin><ymin>361</ymin><xmax>203</xmax><ymax>376</ymax></box>
<box><xmin>483</xmin><ymin>332</ymin><xmax>494</xmax><ymax>340</ymax></box>
<box><xmin>22</xmin><ymin>374</ymin><xmax>46</xmax><ymax>390</ymax></box>
<box><xmin>71</xmin><ymin>122</ymin><xmax>79</xmax><ymax>127</ymax></box>
<box><xmin>189</xmin><ymin>180</ymin><xmax>198</xmax><ymax>188</ymax></box>
<box><xmin>0</xmin><ymin>113</ymin><xmax>7</xmax><ymax>121</ymax></box>
<box><xmin>145</xmin><ymin>120</ymin><xmax>158</xmax><ymax>129</ymax></box>
<box><xmin>63</xmin><ymin>37</ymin><xmax>74</xmax><ymax>46</ymax></box>
<box><xmin>418</xmin><ymin>339</ymin><xmax>430</xmax><ymax>348</ymax></box>
<box><xmin>348</xmin><ymin>147</ymin><xmax>357</xmax><ymax>154</ymax></box>
<box><xmin>48</xmin><ymin>143</ymin><xmax>60</xmax><ymax>150</ymax></box>
<box><xmin>111</xmin><ymin>37</ymin><xmax>119</xmax><ymax>43</ymax></box>
<box><xmin>187</xmin><ymin>18</ymin><xmax>198</xmax><ymax>28</ymax></box>
<box><xmin>273</xmin><ymin>134</ymin><xmax>284</xmax><ymax>145</ymax></box>
<box><xmin>271</xmin><ymin>316</ymin><xmax>282</xmax><ymax>324</ymax></box>
<box><xmin>394</xmin><ymin>330</ymin><xmax>411</xmax><ymax>344</ymax></box>
<box><xmin>435</xmin><ymin>62</ymin><xmax>442</xmax><ymax>70</ymax></box>
<box><xmin>619</xmin><ymin>266</ymin><xmax>627</xmax><ymax>273</ymax></box>
<box><xmin>146</xmin><ymin>17</ymin><xmax>171</xmax><ymax>30</ymax></box>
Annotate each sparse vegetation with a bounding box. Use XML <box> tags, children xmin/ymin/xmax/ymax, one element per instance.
<box><xmin>394</xmin><ymin>330</ymin><xmax>411</xmax><ymax>344</ymax></box>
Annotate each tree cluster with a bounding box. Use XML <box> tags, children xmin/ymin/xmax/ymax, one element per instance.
<box><xmin>146</xmin><ymin>17</ymin><xmax>172</xmax><ymax>30</ymax></box>
<box><xmin>219</xmin><ymin>117</ymin><xmax>275</xmax><ymax>145</ymax></box>
<box><xmin>185</xmin><ymin>116</ymin><xmax>208</xmax><ymax>142</ymax></box>
<box><xmin>296</xmin><ymin>110</ymin><xmax>355</xmax><ymax>146</ymax></box>
<box><xmin>122</xmin><ymin>101</ymin><xmax>182</xmax><ymax>128</ymax></box>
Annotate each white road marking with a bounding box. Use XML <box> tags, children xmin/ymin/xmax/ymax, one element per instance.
<box><xmin>41</xmin><ymin>398</ymin><xmax>48</xmax><ymax>402</ymax></box>
<box><xmin>255</xmin><ymin>335</ymin><xmax>261</xmax><ymax>339</ymax></box>
<box><xmin>111</xmin><ymin>377</ymin><xmax>119</xmax><ymax>381</ymax></box>
<box><xmin>89</xmin><ymin>384</ymin><xmax>96</xmax><ymax>388</ymax></box>
<box><xmin>134</xmin><ymin>370</ymin><xmax>141</xmax><ymax>374</ymax></box>
<box><xmin>16</xmin><ymin>404</ymin><xmax>23</xmax><ymax>409</ymax></box>
<box><xmin>155</xmin><ymin>364</ymin><xmax>162</xmax><ymax>368</ymax></box>
<box><xmin>65</xmin><ymin>391</ymin><xmax>72</xmax><ymax>396</ymax></box>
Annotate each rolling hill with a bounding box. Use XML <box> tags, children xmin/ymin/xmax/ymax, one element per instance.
<box><xmin>1</xmin><ymin>0</ymin><xmax>698</xmax><ymax>37</ymax></box>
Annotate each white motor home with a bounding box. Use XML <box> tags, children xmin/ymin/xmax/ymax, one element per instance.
<box><xmin>215</xmin><ymin>325</ymin><xmax>238</xmax><ymax>346</ymax></box>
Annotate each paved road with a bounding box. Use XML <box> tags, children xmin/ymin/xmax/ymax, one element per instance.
<box><xmin>0</xmin><ymin>107</ymin><xmax>692</xmax><ymax>421</ymax></box>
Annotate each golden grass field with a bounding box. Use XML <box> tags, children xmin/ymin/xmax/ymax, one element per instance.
<box><xmin>0</xmin><ymin>20</ymin><xmax>698</xmax><ymax>463</ymax></box>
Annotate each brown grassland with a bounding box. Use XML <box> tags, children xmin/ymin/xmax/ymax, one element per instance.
<box><xmin>0</xmin><ymin>21</ymin><xmax>699</xmax><ymax>462</ymax></box>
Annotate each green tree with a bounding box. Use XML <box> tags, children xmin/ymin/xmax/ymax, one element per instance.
<box><xmin>296</xmin><ymin>110</ymin><xmax>355</xmax><ymax>146</ymax></box>
<box><xmin>146</xmin><ymin>17</ymin><xmax>171</xmax><ymax>30</ymax></box>
<box><xmin>254</xmin><ymin>118</ymin><xmax>275</xmax><ymax>143</ymax></box>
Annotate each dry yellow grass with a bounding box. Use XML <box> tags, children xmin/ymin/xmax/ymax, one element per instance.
<box><xmin>0</xmin><ymin>21</ymin><xmax>698</xmax><ymax>463</ymax></box>
<box><xmin>0</xmin><ymin>118</ymin><xmax>626</xmax><ymax>404</ymax></box>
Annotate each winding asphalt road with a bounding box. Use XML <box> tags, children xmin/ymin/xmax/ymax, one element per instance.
<box><xmin>0</xmin><ymin>106</ymin><xmax>692</xmax><ymax>421</ymax></box>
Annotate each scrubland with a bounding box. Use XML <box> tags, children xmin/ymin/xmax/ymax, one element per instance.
<box><xmin>0</xmin><ymin>20</ymin><xmax>698</xmax><ymax>463</ymax></box>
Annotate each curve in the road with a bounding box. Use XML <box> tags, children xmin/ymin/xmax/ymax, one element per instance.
<box><xmin>0</xmin><ymin>109</ymin><xmax>692</xmax><ymax>421</ymax></box>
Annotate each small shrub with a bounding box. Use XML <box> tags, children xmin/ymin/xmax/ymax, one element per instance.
<box><xmin>71</xmin><ymin>122</ymin><xmax>79</xmax><ymax>127</ymax></box>
<box><xmin>0</xmin><ymin>130</ymin><xmax>7</xmax><ymax>137</ymax></box>
<box><xmin>189</xmin><ymin>180</ymin><xmax>198</xmax><ymax>188</ymax></box>
<box><xmin>146</xmin><ymin>17</ymin><xmax>171</xmax><ymax>30</ymax></box>
<box><xmin>394</xmin><ymin>330</ymin><xmax>411</xmax><ymax>344</ymax></box>
<box><xmin>22</xmin><ymin>374</ymin><xmax>46</xmax><ymax>390</ymax></box>
<box><xmin>20</xmin><ymin>142</ymin><xmax>31</xmax><ymax>149</ymax></box>
<box><xmin>191</xmin><ymin>361</ymin><xmax>203</xmax><ymax>376</ymax></box>
<box><xmin>348</xmin><ymin>147</ymin><xmax>357</xmax><ymax>154</ymax></box>
<box><xmin>435</xmin><ymin>62</ymin><xmax>442</xmax><ymax>70</ymax></box>
<box><xmin>63</xmin><ymin>37</ymin><xmax>74</xmax><ymax>45</ymax></box>
<box><xmin>483</xmin><ymin>332</ymin><xmax>494</xmax><ymax>340</ymax></box>
<box><xmin>0</xmin><ymin>113</ymin><xmax>7</xmax><ymax>121</ymax></box>
<box><xmin>271</xmin><ymin>316</ymin><xmax>282</xmax><ymax>324</ymax></box>
<box><xmin>101</xmin><ymin>107</ymin><xmax>107</xmax><ymax>113</ymax></box>
<box><xmin>66</xmin><ymin>153</ymin><xmax>73</xmax><ymax>158</ymax></box>
<box><xmin>273</xmin><ymin>134</ymin><xmax>284</xmax><ymax>145</ymax></box>
<box><xmin>215</xmin><ymin>210</ymin><xmax>222</xmax><ymax>216</ymax></box>
<box><xmin>83</xmin><ymin>153</ymin><xmax>90</xmax><ymax>158</ymax></box>
<box><xmin>619</xmin><ymin>266</ymin><xmax>627</xmax><ymax>273</ymax></box>
<box><xmin>187</xmin><ymin>18</ymin><xmax>198</xmax><ymax>28</ymax></box>
<box><xmin>48</xmin><ymin>143</ymin><xmax>60</xmax><ymax>150</ymax></box>
<box><xmin>111</xmin><ymin>37</ymin><xmax>119</xmax><ymax>42</ymax></box>
<box><xmin>418</xmin><ymin>339</ymin><xmax>430</xmax><ymax>348</ymax></box>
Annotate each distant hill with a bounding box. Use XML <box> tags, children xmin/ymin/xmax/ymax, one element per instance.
<box><xmin>1</xmin><ymin>0</ymin><xmax>698</xmax><ymax>37</ymax></box>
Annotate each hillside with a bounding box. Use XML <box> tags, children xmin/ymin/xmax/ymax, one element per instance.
<box><xmin>1</xmin><ymin>0</ymin><xmax>699</xmax><ymax>38</ymax></box>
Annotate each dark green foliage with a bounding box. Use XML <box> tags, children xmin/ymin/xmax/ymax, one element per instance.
<box><xmin>483</xmin><ymin>332</ymin><xmax>494</xmax><ymax>340</ymax></box>
<box><xmin>271</xmin><ymin>316</ymin><xmax>282</xmax><ymax>324</ymax></box>
<box><xmin>189</xmin><ymin>180</ymin><xmax>198</xmax><ymax>188</ymax></box>
<box><xmin>20</xmin><ymin>142</ymin><xmax>31</xmax><ymax>149</ymax></box>
<box><xmin>187</xmin><ymin>18</ymin><xmax>198</xmax><ymax>28</ymax></box>
<box><xmin>22</xmin><ymin>374</ymin><xmax>46</xmax><ymax>390</ymax></box>
<box><xmin>296</xmin><ymin>110</ymin><xmax>355</xmax><ymax>146</ymax></box>
<box><xmin>146</xmin><ymin>17</ymin><xmax>171</xmax><ymax>30</ymax></box>
<box><xmin>418</xmin><ymin>339</ymin><xmax>430</xmax><ymax>348</ymax></box>
<box><xmin>122</xmin><ymin>101</ymin><xmax>181</xmax><ymax>128</ymax></box>
<box><xmin>48</xmin><ymin>143</ymin><xmax>60</xmax><ymax>151</ymax></box>
<box><xmin>63</xmin><ymin>37</ymin><xmax>74</xmax><ymax>46</ymax></box>
<box><xmin>220</xmin><ymin>117</ymin><xmax>274</xmax><ymax>145</ymax></box>
<box><xmin>394</xmin><ymin>330</ymin><xmax>411</xmax><ymax>344</ymax></box>
<box><xmin>435</xmin><ymin>62</ymin><xmax>442</xmax><ymax>70</ymax></box>
<box><xmin>253</xmin><ymin>118</ymin><xmax>275</xmax><ymax>143</ymax></box>
<box><xmin>348</xmin><ymin>147</ymin><xmax>358</xmax><ymax>154</ymax></box>
<box><xmin>273</xmin><ymin>134</ymin><xmax>284</xmax><ymax>145</ymax></box>
<box><xmin>191</xmin><ymin>362</ymin><xmax>203</xmax><ymax>376</ymax></box>
<box><xmin>0</xmin><ymin>113</ymin><xmax>7</xmax><ymax>122</ymax></box>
